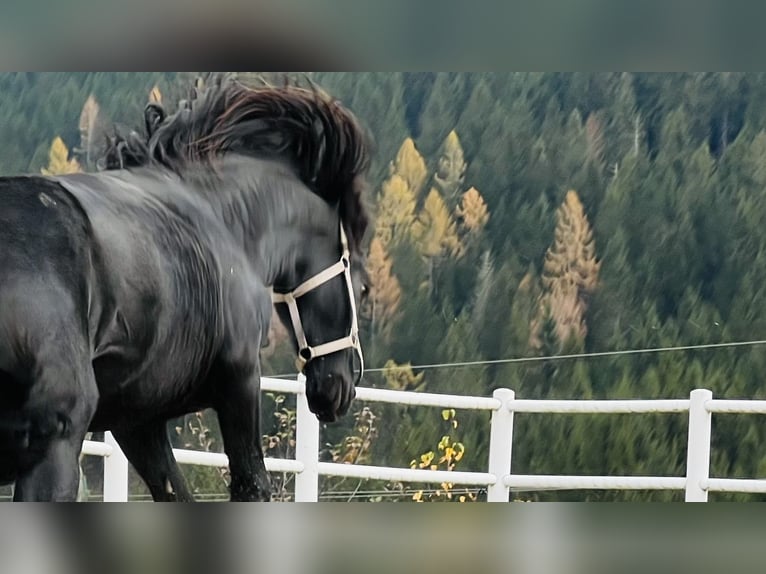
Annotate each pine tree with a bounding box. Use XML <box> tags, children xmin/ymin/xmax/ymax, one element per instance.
<box><xmin>542</xmin><ymin>108</ymin><xmax>592</xmax><ymax>203</ymax></box>
<box><xmin>634</xmin><ymin>108</ymin><xmax>710</xmax><ymax>317</ymax></box>
<box><xmin>471</xmin><ymin>251</ymin><xmax>495</xmax><ymax>329</ymax></box>
<box><xmin>462</xmin><ymin>98</ymin><xmax>528</xmax><ymax>213</ymax></box>
<box><xmin>717</xmin><ymin>130</ymin><xmax>766</xmax><ymax>324</ymax></box>
<box><xmin>588</xmin><ymin>225</ymin><xmax>636</xmax><ymax>353</ymax></box>
<box><xmin>453</xmin><ymin>78</ymin><xmax>496</xmax><ymax>159</ymax></box>
<box><xmin>41</xmin><ymin>136</ymin><xmax>81</xmax><ymax>175</ymax></box>
<box><xmin>433</xmin><ymin>130</ymin><xmax>467</xmax><ymax>206</ymax></box>
<box><xmin>606</xmin><ymin>72</ymin><xmax>644</xmax><ymax>171</ymax></box>
<box><xmin>436</xmin><ymin>315</ymin><xmax>490</xmax><ymax>468</ymax></box>
<box><xmin>313</xmin><ymin>72</ymin><xmax>409</xmax><ymax>182</ymax></box>
<box><xmin>76</xmin><ymin>94</ymin><xmax>102</xmax><ymax>169</ymax></box>
<box><xmin>500</xmin><ymin>267</ymin><xmax>540</xmax><ymax>358</ymax></box>
<box><xmin>401</xmin><ymin>72</ymin><xmax>436</xmax><ymax>137</ymax></box>
<box><xmin>417</xmin><ymin>73</ymin><xmax>469</xmax><ymax>158</ymax></box>
<box><xmin>585</xmin><ymin>111</ymin><xmax>606</xmax><ymax>171</ymax></box>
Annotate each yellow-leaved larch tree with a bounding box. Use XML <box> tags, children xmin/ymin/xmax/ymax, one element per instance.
<box><xmin>374</xmin><ymin>174</ymin><xmax>417</xmax><ymax>248</ymax></box>
<box><xmin>41</xmin><ymin>137</ymin><xmax>81</xmax><ymax>176</ymax></box>
<box><xmin>389</xmin><ymin>137</ymin><xmax>428</xmax><ymax>199</ymax></box>
<box><xmin>531</xmin><ymin>190</ymin><xmax>600</xmax><ymax>350</ymax></box>
<box><xmin>365</xmin><ymin>237</ymin><xmax>402</xmax><ymax>348</ymax></box>
<box><xmin>412</xmin><ymin>188</ymin><xmax>463</xmax><ymax>294</ymax></box>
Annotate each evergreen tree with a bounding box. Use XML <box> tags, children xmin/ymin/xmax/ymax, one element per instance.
<box><xmin>313</xmin><ymin>72</ymin><xmax>409</xmax><ymax>183</ymax></box>
<box><xmin>433</xmin><ymin>130</ymin><xmax>467</xmax><ymax>207</ymax></box>
<box><xmin>453</xmin><ymin>78</ymin><xmax>496</xmax><ymax>160</ymax></box>
<box><xmin>401</xmin><ymin>72</ymin><xmax>436</xmax><ymax>138</ymax></box>
<box><xmin>417</xmin><ymin>73</ymin><xmax>469</xmax><ymax>158</ymax></box>
<box><xmin>76</xmin><ymin>94</ymin><xmax>102</xmax><ymax>170</ymax></box>
<box><xmin>470</xmin><ymin>251</ymin><xmax>495</xmax><ymax>331</ymax></box>
<box><xmin>605</xmin><ymin>72</ymin><xmax>644</xmax><ymax>170</ymax></box>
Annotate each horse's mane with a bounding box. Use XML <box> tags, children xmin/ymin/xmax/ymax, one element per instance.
<box><xmin>101</xmin><ymin>73</ymin><xmax>371</xmax><ymax>250</ymax></box>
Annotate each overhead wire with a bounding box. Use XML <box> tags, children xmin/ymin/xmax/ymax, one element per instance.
<box><xmin>264</xmin><ymin>338</ymin><xmax>766</xmax><ymax>379</ymax></box>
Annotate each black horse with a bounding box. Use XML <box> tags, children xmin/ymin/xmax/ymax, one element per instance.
<box><xmin>0</xmin><ymin>74</ymin><xmax>371</xmax><ymax>501</ymax></box>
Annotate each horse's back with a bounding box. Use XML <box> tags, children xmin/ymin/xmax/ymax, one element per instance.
<box><xmin>0</xmin><ymin>177</ymin><xmax>91</xmax><ymax>278</ymax></box>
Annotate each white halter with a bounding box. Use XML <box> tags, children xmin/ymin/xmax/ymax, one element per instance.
<box><xmin>272</xmin><ymin>225</ymin><xmax>364</xmax><ymax>381</ymax></box>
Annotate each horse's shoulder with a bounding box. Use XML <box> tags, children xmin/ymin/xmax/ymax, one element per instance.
<box><xmin>214</xmin><ymin>263</ymin><xmax>271</xmax><ymax>363</ymax></box>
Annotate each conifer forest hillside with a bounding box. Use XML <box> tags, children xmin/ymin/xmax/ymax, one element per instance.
<box><xmin>3</xmin><ymin>72</ymin><xmax>766</xmax><ymax>501</ymax></box>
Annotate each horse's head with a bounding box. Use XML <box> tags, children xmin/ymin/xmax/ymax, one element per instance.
<box><xmin>273</xmin><ymin>222</ymin><xmax>368</xmax><ymax>422</ymax></box>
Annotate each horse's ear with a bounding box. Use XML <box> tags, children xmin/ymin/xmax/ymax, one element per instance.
<box><xmin>144</xmin><ymin>103</ymin><xmax>166</xmax><ymax>137</ymax></box>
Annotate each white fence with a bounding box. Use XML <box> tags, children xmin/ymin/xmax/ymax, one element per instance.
<box><xmin>80</xmin><ymin>378</ymin><xmax>766</xmax><ymax>502</ymax></box>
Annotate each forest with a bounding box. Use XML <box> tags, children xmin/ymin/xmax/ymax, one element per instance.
<box><xmin>2</xmin><ymin>72</ymin><xmax>766</xmax><ymax>501</ymax></box>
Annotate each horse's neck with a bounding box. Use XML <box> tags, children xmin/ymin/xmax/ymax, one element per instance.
<box><xmin>205</xmin><ymin>158</ymin><xmax>335</xmax><ymax>288</ymax></box>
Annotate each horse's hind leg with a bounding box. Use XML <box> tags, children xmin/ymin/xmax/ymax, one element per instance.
<box><xmin>13</xmin><ymin>354</ymin><xmax>98</xmax><ymax>502</ymax></box>
<box><xmin>112</xmin><ymin>422</ymin><xmax>194</xmax><ymax>502</ymax></box>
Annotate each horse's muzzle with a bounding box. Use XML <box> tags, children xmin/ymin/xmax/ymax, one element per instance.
<box><xmin>305</xmin><ymin>371</ymin><xmax>356</xmax><ymax>422</ymax></box>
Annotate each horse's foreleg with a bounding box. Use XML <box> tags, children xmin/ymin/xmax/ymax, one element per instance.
<box><xmin>13</xmin><ymin>360</ymin><xmax>98</xmax><ymax>502</ymax></box>
<box><xmin>214</xmin><ymin>368</ymin><xmax>271</xmax><ymax>502</ymax></box>
<box><xmin>112</xmin><ymin>422</ymin><xmax>194</xmax><ymax>502</ymax></box>
<box><xmin>13</xmin><ymin>436</ymin><xmax>87</xmax><ymax>501</ymax></box>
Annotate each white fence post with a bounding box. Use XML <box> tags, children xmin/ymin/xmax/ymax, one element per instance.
<box><xmin>102</xmin><ymin>431</ymin><xmax>129</xmax><ymax>502</ymax></box>
<box><xmin>685</xmin><ymin>388</ymin><xmax>713</xmax><ymax>502</ymax></box>
<box><xmin>487</xmin><ymin>388</ymin><xmax>515</xmax><ymax>502</ymax></box>
<box><xmin>294</xmin><ymin>375</ymin><xmax>320</xmax><ymax>502</ymax></box>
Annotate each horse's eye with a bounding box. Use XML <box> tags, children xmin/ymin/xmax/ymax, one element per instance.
<box><xmin>361</xmin><ymin>284</ymin><xmax>369</xmax><ymax>299</ymax></box>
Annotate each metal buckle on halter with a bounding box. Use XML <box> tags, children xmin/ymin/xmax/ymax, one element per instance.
<box><xmin>272</xmin><ymin>224</ymin><xmax>364</xmax><ymax>381</ymax></box>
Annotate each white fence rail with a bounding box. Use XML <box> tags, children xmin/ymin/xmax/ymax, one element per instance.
<box><xmin>79</xmin><ymin>380</ymin><xmax>766</xmax><ymax>502</ymax></box>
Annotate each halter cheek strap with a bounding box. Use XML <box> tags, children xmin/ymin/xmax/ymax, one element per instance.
<box><xmin>272</xmin><ymin>225</ymin><xmax>364</xmax><ymax>382</ymax></box>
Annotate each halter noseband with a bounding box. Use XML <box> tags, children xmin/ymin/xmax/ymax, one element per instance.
<box><xmin>272</xmin><ymin>225</ymin><xmax>364</xmax><ymax>382</ymax></box>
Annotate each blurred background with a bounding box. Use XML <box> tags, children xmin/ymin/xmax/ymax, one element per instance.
<box><xmin>3</xmin><ymin>72</ymin><xmax>766</xmax><ymax>502</ymax></box>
